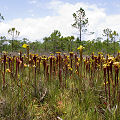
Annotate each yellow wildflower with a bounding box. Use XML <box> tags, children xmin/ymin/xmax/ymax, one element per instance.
<box><xmin>50</xmin><ymin>53</ymin><xmax>54</xmax><ymax>56</ymax></box>
<box><xmin>98</xmin><ymin>52</ymin><xmax>103</xmax><ymax>54</ymax></box>
<box><xmin>75</xmin><ymin>70</ymin><xmax>78</xmax><ymax>74</ymax></box>
<box><xmin>56</xmin><ymin>52</ymin><xmax>61</xmax><ymax>54</ymax></box>
<box><xmin>67</xmin><ymin>64</ymin><xmax>70</xmax><ymax>67</ymax></box>
<box><xmin>68</xmin><ymin>67</ymin><xmax>73</xmax><ymax>71</ymax></box>
<box><xmin>33</xmin><ymin>65</ymin><xmax>36</xmax><ymax>68</ymax></box>
<box><xmin>6</xmin><ymin>69</ymin><xmax>11</xmax><ymax>73</ymax></box>
<box><xmin>77</xmin><ymin>45</ymin><xmax>84</xmax><ymax>50</ymax></box>
<box><xmin>18</xmin><ymin>74</ymin><xmax>20</xmax><ymax>78</ymax></box>
<box><xmin>78</xmin><ymin>58</ymin><xmax>80</xmax><ymax>62</ymax></box>
<box><xmin>2</xmin><ymin>51</ymin><xmax>7</xmax><ymax>54</ymax></box>
<box><xmin>103</xmin><ymin>64</ymin><xmax>107</xmax><ymax>68</ymax></box>
<box><xmin>113</xmin><ymin>62</ymin><xmax>119</xmax><ymax>67</ymax></box>
<box><xmin>42</xmin><ymin>58</ymin><xmax>47</xmax><ymax>60</ymax></box>
<box><xmin>24</xmin><ymin>64</ymin><xmax>27</xmax><ymax>67</ymax></box>
<box><xmin>69</xmin><ymin>52</ymin><xmax>74</xmax><ymax>54</ymax></box>
<box><xmin>22</xmin><ymin>44</ymin><xmax>29</xmax><ymax>48</ymax></box>
<box><xmin>76</xmin><ymin>62</ymin><xmax>79</xmax><ymax>66</ymax></box>
<box><xmin>108</xmin><ymin>57</ymin><xmax>114</xmax><ymax>61</ymax></box>
<box><xmin>104</xmin><ymin>81</ymin><xmax>108</xmax><ymax>85</ymax></box>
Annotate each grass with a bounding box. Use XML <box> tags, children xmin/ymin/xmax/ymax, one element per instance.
<box><xmin>0</xmin><ymin>51</ymin><xmax>120</xmax><ymax>120</ymax></box>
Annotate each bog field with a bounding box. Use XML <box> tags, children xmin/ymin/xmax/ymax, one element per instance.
<box><xmin>0</xmin><ymin>45</ymin><xmax>120</xmax><ymax>120</ymax></box>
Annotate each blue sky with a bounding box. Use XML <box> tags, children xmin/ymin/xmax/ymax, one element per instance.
<box><xmin>0</xmin><ymin>0</ymin><xmax>120</xmax><ymax>20</ymax></box>
<box><xmin>0</xmin><ymin>0</ymin><xmax>120</xmax><ymax>41</ymax></box>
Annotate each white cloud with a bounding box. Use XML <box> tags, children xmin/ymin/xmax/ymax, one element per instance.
<box><xmin>0</xmin><ymin>1</ymin><xmax>120</xmax><ymax>42</ymax></box>
<box><xmin>29</xmin><ymin>0</ymin><xmax>37</xmax><ymax>4</ymax></box>
<box><xmin>48</xmin><ymin>0</ymin><xmax>63</xmax><ymax>10</ymax></box>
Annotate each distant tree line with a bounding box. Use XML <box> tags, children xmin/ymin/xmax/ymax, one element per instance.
<box><xmin>0</xmin><ymin>29</ymin><xmax>120</xmax><ymax>55</ymax></box>
<box><xmin>0</xmin><ymin>8</ymin><xmax>120</xmax><ymax>55</ymax></box>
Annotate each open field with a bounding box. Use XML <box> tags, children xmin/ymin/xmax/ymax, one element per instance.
<box><xmin>0</xmin><ymin>47</ymin><xmax>120</xmax><ymax>120</ymax></box>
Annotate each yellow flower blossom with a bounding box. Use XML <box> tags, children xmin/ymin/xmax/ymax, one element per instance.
<box><xmin>56</xmin><ymin>52</ymin><xmax>61</xmax><ymax>54</ymax></box>
<box><xmin>69</xmin><ymin>52</ymin><xmax>74</xmax><ymax>54</ymax></box>
<box><xmin>33</xmin><ymin>65</ymin><xmax>36</xmax><ymax>68</ymax></box>
<box><xmin>24</xmin><ymin>64</ymin><xmax>27</xmax><ymax>67</ymax></box>
<box><xmin>113</xmin><ymin>62</ymin><xmax>120</xmax><ymax>67</ymax></box>
<box><xmin>76</xmin><ymin>62</ymin><xmax>79</xmax><ymax>66</ymax></box>
<box><xmin>108</xmin><ymin>57</ymin><xmax>114</xmax><ymax>61</ymax></box>
<box><xmin>75</xmin><ymin>70</ymin><xmax>79</xmax><ymax>74</ymax></box>
<box><xmin>50</xmin><ymin>53</ymin><xmax>54</xmax><ymax>56</ymax></box>
<box><xmin>77</xmin><ymin>45</ymin><xmax>84</xmax><ymax>50</ymax></box>
<box><xmin>18</xmin><ymin>74</ymin><xmax>20</xmax><ymax>78</ymax></box>
<box><xmin>98</xmin><ymin>52</ymin><xmax>103</xmax><ymax>54</ymax></box>
<box><xmin>104</xmin><ymin>81</ymin><xmax>108</xmax><ymax>85</ymax></box>
<box><xmin>22</xmin><ymin>44</ymin><xmax>29</xmax><ymax>48</ymax></box>
<box><xmin>68</xmin><ymin>67</ymin><xmax>73</xmax><ymax>71</ymax></box>
<box><xmin>42</xmin><ymin>58</ymin><xmax>47</xmax><ymax>60</ymax></box>
<box><xmin>103</xmin><ymin>64</ymin><xmax>107</xmax><ymax>68</ymax></box>
<box><xmin>2</xmin><ymin>51</ymin><xmax>7</xmax><ymax>54</ymax></box>
<box><xmin>67</xmin><ymin>64</ymin><xmax>70</xmax><ymax>67</ymax></box>
<box><xmin>6</xmin><ymin>69</ymin><xmax>11</xmax><ymax>73</ymax></box>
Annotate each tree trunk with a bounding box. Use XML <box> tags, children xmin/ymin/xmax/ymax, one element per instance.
<box><xmin>12</xmin><ymin>39</ymin><xmax>13</xmax><ymax>52</ymax></box>
<box><xmin>114</xmin><ymin>38</ymin><xmax>115</xmax><ymax>57</ymax></box>
<box><xmin>107</xmin><ymin>35</ymin><xmax>109</xmax><ymax>54</ymax></box>
<box><xmin>80</xmin><ymin>26</ymin><xmax>81</xmax><ymax>42</ymax></box>
<box><xmin>79</xmin><ymin>18</ymin><xmax>82</xmax><ymax>43</ymax></box>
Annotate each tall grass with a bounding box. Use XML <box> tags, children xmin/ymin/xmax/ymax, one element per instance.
<box><xmin>0</xmin><ymin>48</ymin><xmax>120</xmax><ymax>119</ymax></box>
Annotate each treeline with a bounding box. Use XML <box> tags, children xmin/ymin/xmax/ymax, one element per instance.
<box><xmin>0</xmin><ymin>30</ymin><xmax>120</xmax><ymax>55</ymax></box>
<box><xmin>1</xmin><ymin>8</ymin><xmax>120</xmax><ymax>55</ymax></box>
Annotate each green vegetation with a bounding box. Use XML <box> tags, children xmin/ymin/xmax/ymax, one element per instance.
<box><xmin>0</xmin><ymin>13</ymin><xmax>4</xmax><ymax>21</ymax></box>
<box><xmin>0</xmin><ymin>48</ymin><xmax>120</xmax><ymax>119</ymax></box>
<box><xmin>0</xmin><ymin>33</ymin><xmax>120</xmax><ymax>55</ymax></box>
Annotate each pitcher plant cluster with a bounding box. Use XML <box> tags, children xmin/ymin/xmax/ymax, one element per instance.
<box><xmin>1</xmin><ymin>43</ymin><xmax>120</xmax><ymax>119</ymax></box>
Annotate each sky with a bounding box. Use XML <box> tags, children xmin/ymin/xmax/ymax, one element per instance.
<box><xmin>0</xmin><ymin>0</ymin><xmax>120</xmax><ymax>42</ymax></box>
